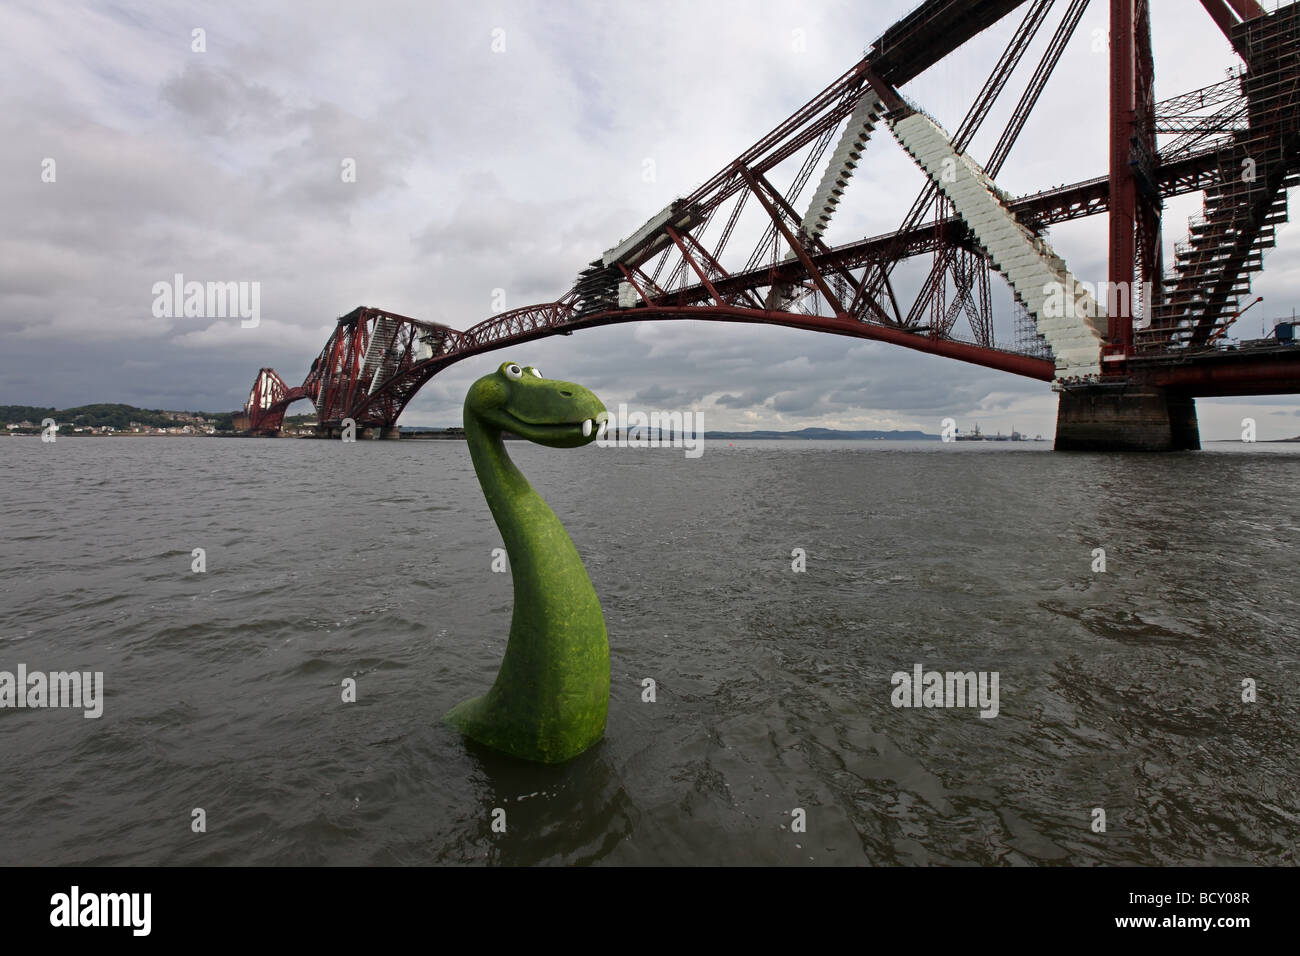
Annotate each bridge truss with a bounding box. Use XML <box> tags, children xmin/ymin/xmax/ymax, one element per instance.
<box><xmin>243</xmin><ymin>0</ymin><xmax>1300</xmax><ymax>435</ymax></box>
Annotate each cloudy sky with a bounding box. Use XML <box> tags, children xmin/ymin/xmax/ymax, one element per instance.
<box><xmin>2</xmin><ymin>0</ymin><xmax>1297</xmax><ymax>439</ymax></box>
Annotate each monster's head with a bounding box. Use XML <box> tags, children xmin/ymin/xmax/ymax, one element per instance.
<box><xmin>465</xmin><ymin>361</ymin><xmax>607</xmax><ymax>448</ymax></box>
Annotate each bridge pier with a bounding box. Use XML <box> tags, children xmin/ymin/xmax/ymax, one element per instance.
<box><xmin>356</xmin><ymin>425</ymin><xmax>401</xmax><ymax>440</ymax></box>
<box><xmin>1054</xmin><ymin>383</ymin><xmax>1200</xmax><ymax>452</ymax></box>
<box><xmin>311</xmin><ymin>424</ymin><xmax>402</xmax><ymax>440</ymax></box>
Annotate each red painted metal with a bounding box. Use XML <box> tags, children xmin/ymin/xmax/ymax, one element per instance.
<box><xmin>1201</xmin><ymin>0</ymin><xmax>1270</xmax><ymax>60</ymax></box>
<box><xmin>244</xmin><ymin>368</ymin><xmax>316</xmax><ymax>435</ymax></box>
<box><xmin>1134</xmin><ymin>347</ymin><xmax>1300</xmax><ymax>395</ymax></box>
<box><xmin>1201</xmin><ymin>0</ymin><xmax>1246</xmax><ymax>46</ymax></box>
<box><xmin>738</xmin><ymin>166</ymin><xmax>848</xmax><ymax>317</ymax></box>
<box><xmin>1106</xmin><ymin>0</ymin><xmax>1162</xmax><ymax>366</ymax></box>
<box><xmin>1133</xmin><ymin>0</ymin><xmax>1162</xmax><ymax>335</ymax></box>
<box><xmin>343</xmin><ymin>303</ymin><xmax>1057</xmax><ymax>432</ymax></box>
<box><xmin>665</xmin><ymin>226</ymin><xmax>725</xmax><ymax>307</ymax></box>
<box><xmin>1226</xmin><ymin>0</ymin><xmax>1267</xmax><ymax>21</ymax></box>
<box><xmin>1108</xmin><ymin>0</ymin><xmax>1138</xmax><ymax>360</ymax></box>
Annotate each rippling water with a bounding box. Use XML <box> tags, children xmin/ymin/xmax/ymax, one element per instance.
<box><xmin>1</xmin><ymin>435</ymin><xmax>1297</xmax><ymax>866</ymax></box>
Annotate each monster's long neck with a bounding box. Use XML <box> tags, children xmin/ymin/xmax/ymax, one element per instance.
<box><xmin>463</xmin><ymin>412</ymin><xmax>584</xmax><ymax>600</ymax></box>
<box><xmin>451</xmin><ymin>403</ymin><xmax>609</xmax><ymax>764</ymax></box>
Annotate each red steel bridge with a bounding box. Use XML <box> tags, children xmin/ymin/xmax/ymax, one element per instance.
<box><xmin>241</xmin><ymin>0</ymin><xmax>1300</xmax><ymax>450</ymax></box>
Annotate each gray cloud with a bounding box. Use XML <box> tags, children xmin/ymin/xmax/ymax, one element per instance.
<box><xmin>160</xmin><ymin>63</ymin><xmax>286</xmax><ymax>137</ymax></box>
<box><xmin>716</xmin><ymin>389</ymin><xmax>767</xmax><ymax>409</ymax></box>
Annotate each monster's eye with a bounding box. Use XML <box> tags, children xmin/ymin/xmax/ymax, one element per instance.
<box><xmin>504</xmin><ymin>364</ymin><xmax>523</xmax><ymax>380</ymax></box>
<box><xmin>529</xmin><ymin>367</ymin><xmax>543</xmax><ymax>379</ymax></box>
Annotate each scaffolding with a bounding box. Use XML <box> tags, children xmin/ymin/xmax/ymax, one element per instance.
<box><xmin>1138</xmin><ymin>2</ymin><xmax>1300</xmax><ymax>351</ymax></box>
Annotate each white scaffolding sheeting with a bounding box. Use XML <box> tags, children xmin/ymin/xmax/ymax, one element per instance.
<box><xmin>891</xmin><ymin>111</ymin><xmax>1106</xmax><ymax>378</ymax></box>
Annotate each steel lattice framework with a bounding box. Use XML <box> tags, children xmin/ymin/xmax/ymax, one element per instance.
<box><xmin>242</xmin><ymin>0</ymin><xmax>1300</xmax><ymax>436</ymax></box>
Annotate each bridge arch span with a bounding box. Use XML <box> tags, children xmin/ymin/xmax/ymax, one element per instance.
<box><xmin>354</xmin><ymin>303</ymin><xmax>1054</xmax><ymax>428</ymax></box>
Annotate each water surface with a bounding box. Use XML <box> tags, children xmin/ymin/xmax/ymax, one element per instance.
<box><xmin>1</xmin><ymin>436</ymin><xmax>1297</xmax><ymax>865</ymax></box>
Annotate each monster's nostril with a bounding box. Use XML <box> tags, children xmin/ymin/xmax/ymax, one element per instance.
<box><xmin>560</xmin><ymin>390</ymin><xmax>573</xmax><ymax>398</ymax></box>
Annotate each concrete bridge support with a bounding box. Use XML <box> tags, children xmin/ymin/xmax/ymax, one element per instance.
<box><xmin>1054</xmin><ymin>384</ymin><xmax>1200</xmax><ymax>451</ymax></box>
<box><xmin>312</xmin><ymin>424</ymin><xmax>401</xmax><ymax>440</ymax></box>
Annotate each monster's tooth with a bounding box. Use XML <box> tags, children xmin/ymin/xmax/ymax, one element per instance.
<box><xmin>596</xmin><ymin>420</ymin><xmax>608</xmax><ymax>439</ymax></box>
<box><xmin>582</xmin><ymin>419</ymin><xmax>593</xmax><ymax>437</ymax></box>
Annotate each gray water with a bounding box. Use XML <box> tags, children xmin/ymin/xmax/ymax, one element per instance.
<box><xmin>1</xmin><ymin>435</ymin><xmax>1297</xmax><ymax>866</ymax></box>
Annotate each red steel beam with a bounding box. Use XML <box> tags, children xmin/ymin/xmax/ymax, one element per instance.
<box><xmin>611</xmin><ymin>308</ymin><xmax>1056</xmax><ymax>380</ymax></box>
<box><xmin>1137</xmin><ymin>351</ymin><xmax>1300</xmax><ymax>395</ymax></box>
<box><xmin>738</xmin><ymin>165</ymin><xmax>849</xmax><ymax>317</ymax></box>
<box><xmin>1199</xmin><ymin>0</ymin><xmax>1260</xmax><ymax>59</ymax></box>
<box><xmin>349</xmin><ymin>304</ymin><xmax>1056</xmax><ymax>427</ymax></box>
<box><xmin>1134</xmin><ymin>0</ymin><xmax>1162</xmax><ymax>331</ymax></box>
<box><xmin>1109</xmin><ymin>0</ymin><xmax>1137</xmax><ymax>358</ymax></box>
<box><xmin>1200</xmin><ymin>0</ymin><xmax>1242</xmax><ymax>39</ymax></box>
<box><xmin>1225</xmin><ymin>0</ymin><xmax>1267</xmax><ymax>21</ymax></box>
<box><xmin>665</xmin><ymin>226</ymin><xmax>725</xmax><ymax>306</ymax></box>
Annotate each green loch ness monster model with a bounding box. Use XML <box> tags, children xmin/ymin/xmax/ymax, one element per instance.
<box><xmin>445</xmin><ymin>360</ymin><xmax>611</xmax><ymax>764</ymax></box>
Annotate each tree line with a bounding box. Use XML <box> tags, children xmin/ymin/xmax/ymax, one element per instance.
<box><xmin>0</xmin><ymin>403</ymin><xmax>237</xmax><ymax>431</ymax></box>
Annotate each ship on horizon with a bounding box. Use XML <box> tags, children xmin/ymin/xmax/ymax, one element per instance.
<box><xmin>955</xmin><ymin>423</ymin><xmax>1038</xmax><ymax>442</ymax></box>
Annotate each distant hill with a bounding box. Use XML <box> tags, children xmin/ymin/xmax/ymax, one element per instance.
<box><xmin>1</xmin><ymin>403</ymin><xmax>237</xmax><ymax>431</ymax></box>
